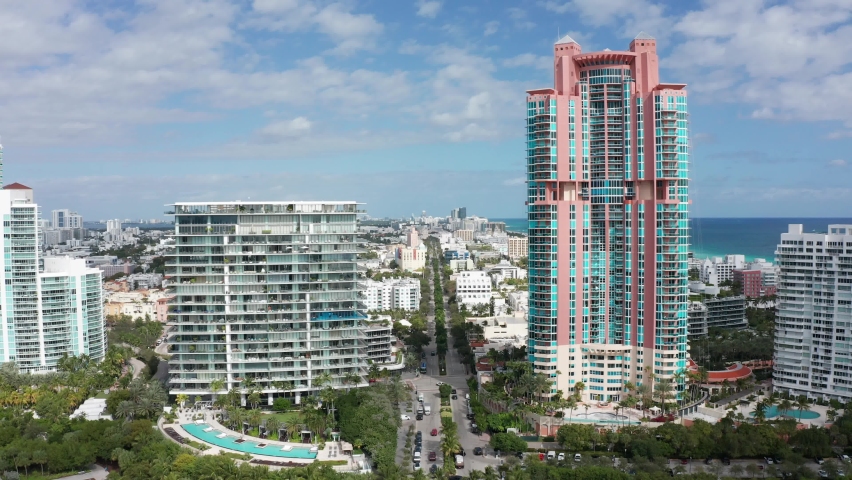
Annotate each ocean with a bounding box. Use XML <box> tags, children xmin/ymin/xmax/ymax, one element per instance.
<box><xmin>491</xmin><ymin>217</ymin><xmax>852</xmax><ymax>261</ymax></box>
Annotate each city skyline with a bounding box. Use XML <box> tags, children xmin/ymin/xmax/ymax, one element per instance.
<box><xmin>2</xmin><ymin>1</ymin><xmax>851</xmax><ymax>219</ymax></box>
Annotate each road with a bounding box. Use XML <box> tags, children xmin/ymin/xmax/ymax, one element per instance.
<box><xmin>55</xmin><ymin>464</ymin><xmax>109</xmax><ymax>480</ymax></box>
<box><xmin>396</xmin><ymin>255</ymin><xmax>503</xmax><ymax>475</ymax></box>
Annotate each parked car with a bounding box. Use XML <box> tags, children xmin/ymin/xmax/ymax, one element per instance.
<box><xmin>431</xmin><ymin>428</ymin><xmax>438</xmax><ymax>436</ymax></box>
<box><xmin>574</xmin><ymin>454</ymin><xmax>582</xmax><ymax>462</ymax></box>
<box><xmin>416</xmin><ymin>413</ymin><xmax>423</xmax><ymax>420</ymax></box>
<box><xmin>722</xmin><ymin>458</ymin><xmax>731</xmax><ymax>465</ymax></box>
<box><xmin>452</xmin><ymin>394</ymin><xmax>458</xmax><ymax>400</ymax></box>
<box><xmin>430</xmin><ymin>464</ymin><xmax>439</xmax><ymax>474</ymax></box>
<box><xmin>765</xmin><ymin>457</ymin><xmax>775</xmax><ymax>465</ymax></box>
<box><xmin>401</xmin><ymin>415</ymin><xmax>411</xmax><ymax>421</ymax></box>
<box><xmin>704</xmin><ymin>458</ymin><xmax>713</xmax><ymax>465</ymax></box>
<box><xmin>451</xmin><ymin>389</ymin><xmax>457</xmax><ymax>394</ymax></box>
<box><xmin>473</xmin><ymin>447</ymin><xmax>483</xmax><ymax>456</ymax></box>
<box><xmin>815</xmin><ymin>457</ymin><xmax>825</xmax><ymax>465</ymax></box>
<box><xmin>412</xmin><ymin>461</ymin><xmax>421</xmax><ymax>471</ymax></box>
<box><xmin>428</xmin><ymin>451</ymin><xmax>437</xmax><ymax>461</ymax></box>
<box><xmin>681</xmin><ymin>459</ymin><xmax>689</xmax><ymax>465</ymax></box>
<box><xmin>557</xmin><ymin>453</ymin><xmax>565</xmax><ymax>461</ymax></box>
<box><xmin>431</xmin><ymin>351</ymin><xmax>436</xmax><ymax>356</ymax></box>
<box><xmin>841</xmin><ymin>454</ymin><xmax>850</xmax><ymax>463</ymax></box>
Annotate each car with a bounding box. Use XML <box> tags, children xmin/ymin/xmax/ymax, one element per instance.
<box><xmin>452</xmin><ymin>394</ymin><xmax>458</xmax><ymax>400</ymax></box>
<box><xmin>472</xmin><ymin>427</ymin><xmax>481</xmax><ymax>435</ymax></box>
<box><xmin>413</xmin><ymin>461</ymin><xmax>421</xmax><ymax>471</ymax></box>
<box><xmin>416</xmin><ymin>431</ymin><xmax>422</xmax><ymax>438</ymax></box>
<box><xmin>431</xmin><ymin>351</ymin><xmax>436</xmax><ymax>356</ymax></box>
<box><xmin>431</xmin><ymin>428</ymin><xmax>438</xmax><ymax>436</ymax></box>
<box><xmin>421</xmin><ymin>352</ymin><xmax>426</xmax><ymax>358</ymax></box>
<box><xmin>473</xmin><ymin>447</ymin><xmax>483</xmax><ymax>456</ymax></box>
<box><xmin>429</xmin><ymin>451</ymin><xmax>437</xmax><ymax>461</ymax></box>
<box><xmin>722</xmin><ymin>458</ymin><xmax>731</xmax><ymax>465</ymax></box>
<box><xmin>414</xmin><ymin>445</ymin><xmax>422</xmax><ymax>454</ymax></box>
<box><xmin>457</xmin><ymin>447</ymin><xmax>466</xmax><ymax>457</ymax></box>
<box><xmin>414</xmin><ymin>437</ymin><xmax>422</xmax><ymax>446</ymax></box>
<box><xmin>452</xmin><ymin>389</ymin><xmax>457</xmax><ymax>394</ymax></box>
<box><xmin>839</xmin><ymin>469</ymin><xmax>847</xmax><ymax>477</ymax></box>
<box><xmin>842</xmin><ymin>454</ymin><xmax>851</xmax><ymax>463</ymax></box>
<box><xmin>557</xmin><ymin>453</ymin><xmax>565</xmax><ymax>461</ymax></box>
<box><xmin>818</xmin><ymin>471</ymin><xmax>828</xmax><ymax>479</ymax></box>
<box><xmin>401</xmin><ymin>415</ymin><xmax>411</xmax><ymax>421</ymax></box>
<box><xmin>704</xmin><ymin>458</ymin><xmax>713</xmax><ymax>465</ymax></box>
<box><xmin>774</xmin><ymin>457</ymin><xmax>782</xmax><ymax>464</ymax></box>
<box><xmin>436</xmin><ymin>381</ymin><xmax>444</xmax><ymax>386</ymax></box>
<box><xmin>816</xmin><ymin>457</ymin><xmax>825</xmax><ymax>464</ymax></box>
<box><xmin>681</xmin><ymin>459</ymin><xmax>689</xmax><ymax>465</ymax></box>
<box><xmin>416</xmin><ymin>413</ymin><xmax>423</xmax><ymax>420</ymax></box>
<box><xmin>430</xmin><ymin>464</ymin><xmax>439</xmax><ymax>474</ymax></box>
<box><xmin>574</xmin><ymin>453</ymin><xmax>582</xmax><ymax>462</ymax></box>
<box><xmin>765</xmin><ymin>457</ymin><xmax>775</xmax><ymax>465</ymax></box>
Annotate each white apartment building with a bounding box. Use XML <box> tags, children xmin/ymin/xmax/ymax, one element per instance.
<box><xmin>774</xmin><ymin>224</ymin><xmax>852</xmax><ymax>402</ymax></box>
<box><xmin>166</xmin><ymin>201</ymin><xmax>397</xmax><ymax>405</ymax></box>
<box><xmin>0</xmin><ymin>183</ymin><xmax>106</xmax><ymax>373</ymax></box>
<box><xmin>507</xmin><ymin>236</ymin><xmax>528</xmax><ymax>260</ymax></box>
<box><xmin>699</xmin><ymin>254</ymin><xmax>746</xmax><ymax>285</ymax></box>
<box><xmin>489</xmin><ymin>260</ymin><xmax>527</xmax><ymax>284</ymax></box>
<box><xmin>362</xmin><ymin>278</ymin><xmax>421</xmax><ymax>311</ymax></box>
<box><xmin>51</xmin><ymin>209</ymin><xmax>83</xmax><ymax>229</ymax></box>
<box><xmin>455</xmin><ymin>270</ymin><xmax>492</xmax><ymax>306</ymax></box>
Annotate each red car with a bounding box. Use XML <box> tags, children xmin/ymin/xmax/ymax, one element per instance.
<box><xmin>431</xmin><ymin>428</ymin><xmax>438</xmax><ymax>436</ymax></box>
<box><xmin>428</xmin><ymin>451</ymin><xmax>437</xmax><ymax>462</ymax></box>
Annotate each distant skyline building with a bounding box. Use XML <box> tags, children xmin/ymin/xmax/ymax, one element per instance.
<box><xmin>526</xmin><ymin>33</ymin><xmax>689</xmax><ymax>402</ymax></box>
<box><xmin>51</xmin><ymin>209</ymin><xmax>84</xmax><ymax>229</ymax></box>
<box><xmin>0</xmin><ymin>183</ymin><xmax>106</xmax><ymax>372</ymax></box>
<box><xmin>774</xmin><ymin>224</ymin><xmax>852</xmax><ymax>402</ymax></box>
<box><xmin>166</xmin><ymin>201</ymin><xmax>397</xmax><ymax>404</ymax></box>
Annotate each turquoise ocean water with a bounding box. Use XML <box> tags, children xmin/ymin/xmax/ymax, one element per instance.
<box><xmin>492</xmin><ymin>217</ymin><xmax>852</xmax><ymax>261</ymax></box>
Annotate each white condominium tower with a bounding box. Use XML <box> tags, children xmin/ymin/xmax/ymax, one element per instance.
<box><xmin>166</xmin><ymin>201</ymin><xmax>393</xmax><ymax>405</ymax></box>
<box><xmin>774</xmin><ymin>224</ymin><xmax>852</xmax><ymax>401</ymax></box>
<box><xmin>0</xmin><ymin>183</ymin><xmax>106</xmax><ymax>372</ymax></box>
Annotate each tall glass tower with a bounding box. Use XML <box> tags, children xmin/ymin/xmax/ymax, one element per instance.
<box><xmin>526</xmin><ymin>33</ymin><xmax>689</xmax><ymax>402</ymax></box>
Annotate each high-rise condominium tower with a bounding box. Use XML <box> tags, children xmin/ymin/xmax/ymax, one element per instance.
<box><xmin>774</xmin><ymin>224</ymin><xmax>852</xmax><ymax>402</ymax></box>
<box><xmin>526</xmin><ymin>33</ymin><xmax>689</xmax><ymax>402</ymax></box>
<box><xmin>0</xmin><ymin>183</ymin><xmax>106</xmax><ymax>372</ymax></box>
<box><xmin>166</xmin><ymin>201</ymin><xmax>396</xmax><ymax>405</ymax></box>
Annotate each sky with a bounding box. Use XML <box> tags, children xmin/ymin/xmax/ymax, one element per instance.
<box><xmin>2</xmin><ymin>0</ymin><xmax>852</xmax><ymax>221</ymax></box>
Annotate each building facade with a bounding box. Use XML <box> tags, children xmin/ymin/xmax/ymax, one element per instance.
<box><xmin>166</xmin><ymin>201</ymin><xmax>395</xmax><ymax>404</ymax></box>
<box><xmin>395</xmin><ymin>244</ymin><xmax>426</xmax><ymax>272</ymax></box>
<box><xmin>699</xmin><ymin>255</ymin><xmax>746</xmax><ymax>285</ymax></box>
<box><xmin>508</xmin><ymin>236</ymin><xmax>528</xmax><ymax>260</ymax></box>
<box><xmin>0</xmin><ymin>184</ymin><xmax>106</xmax><ymax>373</ymax></box>
<box><xmin>526</xmin><ymin>33</ymin><xmax>689</xmax><ymax>402</ymax></box>
<box><xmin>51</xmin><ymin>209</ymin><xmax>83</xmax><ymax>229</ymax></box>
<box><xmin>456</xmin><ymin>270</ymin><xmax>492</xmax><ymax>307</ymax></box>
<box><xmin>362</xmin><ymin>278</ymin><xmax>421</xmax><ymax>311</ymax></box>
<box><xmin>774</xmin><ymin>224</ymin><xmax>852</xmax><ymax>402</ymax></box>
<box><xmin>454</xmin><ymin>229</ymin><xmax>474</xmax><ymax>242</ymax></box>
<box><xmin>686</xmin><ymin>295</ymin><xmax>746</xmax><ymax>340</ymax></box>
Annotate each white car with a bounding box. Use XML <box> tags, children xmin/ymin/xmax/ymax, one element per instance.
<box><xmin>843</xmin><ymin>454</ymin><xmax>850</xmax><ymax>463</ymax></box>
<box><xmin>401</xmin><ymin>415</ymin><xmax>411</xmax><ymax>421</ymax></box>
<box><xmin>436</xmin><ymin>381</ymin><xmax>444</xmax><ymax>386</ymax></box>
<box><xmin>557</xmin><ymin>453</ymin><xmax>565</xmax><ymax>461</ymax></box>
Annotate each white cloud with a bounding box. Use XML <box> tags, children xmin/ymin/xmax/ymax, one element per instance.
<box><xmin>541</xmin><ymin>0</ymin><xmax>670</xmax><ymax>39</ymax></box>
<box><xmin>416</xmin><ymin>1</ymin><xmax>442</xmax><ymax>18</ymax></box>
<box><xmin>246</xmin><ymin>0</ymin><xmax>383</xmax><ymax>54</ymax></box>
<box><xmin>829</xmin><ymin>159</ymin><xmax>848</xmax><ymax>167</ymax></box>
<box><xmin>259</xmin><ymin>117</ymin><xmax>312</xmax><ymax>140</ymax></box>
<box><xmin>484</xmin><ymin>21</ymin><xmax>499</xmax><ymax>36</ymax></box>
<box><xmin>503</xmin><ymin>53</ymin><xmax>551</xmax><ymax>70</ymax></box>
<box><xmin>503</xmin><ymin>176</ymin><xmax>526</xmax><ymax>186</ymax></box>
<box><xmin>506</xmin><ymin>7</ymin><xmax>535</xmax><ymax>30</ymax></box>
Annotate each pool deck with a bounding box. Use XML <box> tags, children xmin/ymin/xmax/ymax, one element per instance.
<box><xmin>161</xmin><ymin>407</ymin><xmax>356</xmax><ymax>468</ymax></box>
<box><xmin>683</xmin><ymin>393</ymin><xmax>829</xmax><ymax>428</ymax></box>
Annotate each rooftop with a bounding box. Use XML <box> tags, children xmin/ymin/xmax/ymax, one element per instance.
<box><xmin>3</xmin><ymin>182</ymin><xmax>31</xmax><ymax>190</ymax></box>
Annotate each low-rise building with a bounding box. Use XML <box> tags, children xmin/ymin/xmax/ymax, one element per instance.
<box><xmin>467</xmin><ymin>316</ymin><xmax>528</xmax><ymax>348</ymax></box>
<box><xmin>448</xmin><ymin>258</ymin><xmax>475</xmax><ymax>272</ymax></box>
<box><xmin>687</xmin><ymin>295</ymin><xmax>747</xmax><ymax>339</ymax></box>
<box><xmin>456</xmin><ymin>271</ymin><xmax>492</xmax><ymax>306</ymax></box>
<box><xmin>362</xmin><ymin>278</ymin><xmax>421</xmax><ymax>311</ymax></box>
<box><xmin>126</xmin><ymin>273</ymin><xmax>163</xmax><ymax>290</ymax></box>
<box><xmin>489</xmin><ymin>260</ymin><xmax>527</xmax><ymax>284</ymax></box>
<box><xmin>395</xmin><ymin>244</ymin><xmax>426</xmax><ymax>272</ymax></box>
<box><xmin>699</xmin><ymin>254</ymin><xmax>746</xmax><ymax>285</ymax></box>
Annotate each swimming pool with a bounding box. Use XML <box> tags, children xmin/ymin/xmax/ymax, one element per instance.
<box><xmin>750</xmin><ymin>406</ymin><xmax>820</xmax><ymax>420</ymax></box>
<box><xmin>181</xmin><ymin>423</ymin><xmax>318</xmax><ymax>459</ymax></box>
<box><xmin>569</xmin><ymin>413</ymin><xmax>640</xmax><ymax>425</ymax></box>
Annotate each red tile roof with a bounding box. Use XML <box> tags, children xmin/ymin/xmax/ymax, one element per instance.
<box><xmin>3</xmin><ymin>182</ymin><xmax>31</xmax><ymax>190</ymax></box>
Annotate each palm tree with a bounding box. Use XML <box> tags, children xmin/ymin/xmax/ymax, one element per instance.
<box><xmin>115</xmin><ymin>401</ymin><xmax>135</xmax><ymax>421</ymax></box>
<box><xmin>314</xmin><ymin>371</ymin><xmax>332</xmax><ymax>391</ymax></box>
<box><xmin>285</xmin><ymin>421</ymin><xmax>301</xmax><ymax>442</ymax></box>
<box><xmin>777</xmin><ymin>398</ymin><xmax>793</xmax><ymax>418</ymax></box>
<box><xmin>573</xmin><ymin>381</ymin><xmax>586</xmax><ymax>401</ymax></box>
<box><xmin>483</xmin><ymin>466</ymin><xmax>499</xmax><ymax>480</ymax></box>
<box><xmin>343</xmin><ymin>372</ymin><xmax>361</xmax><ymax>392</ymax></box>
<box><xmin>655</xmin><ymin>379</ymin><xmax>674</xmax><ymax>415</ymax></box>
<box><xmin>565</xmin><ymin>397</ymin><xmax>577</xmax><ymax>425</ymax></box>
<box><xmin>176</xmin><ymin>393</ymin><xmax>189</xmax><ymax>409</ymax></box>
<box><xmin>636</xmin><ymin>383</ymin><xmax>651</xmax><ymax>413</ymax></box>
<box><xmin>763</xmin><ymin>394</ymin><xmax>777</xmax><ymax>417</ymax></box>
<box><xmin>795</xmin><ymin>396</ymin><xmax>810</xmax><ymax>420</ymax></box>
<box><xmin>209</xmin><ymin>378</ymin><xmax>226</xmax><ymax>406</ymax></box>
<box><xmin>440</xmin><ymin>432</ymin><xmax>461</xmax><ymax>460</ymax></box>
<box><xmin>754</xmin><ymin>400</ymin><xmax>767</xmax><ymax>424</ymax></box>
<box><xmin>248</xmin><ymin>409</ymin><xmax>263</xmax><ymax>435</ymax></box>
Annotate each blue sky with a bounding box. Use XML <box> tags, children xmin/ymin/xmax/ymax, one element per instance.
<box><xmin>2</xmin><ymin>0</ymin><xmax>851</xmax><ymax>220</ymax></box>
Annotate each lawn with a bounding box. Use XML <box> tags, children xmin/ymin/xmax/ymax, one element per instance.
<box><xmin>263</xmin><ymin>411</ymin><xmax>302</xmax><ymax>424</ymax></box>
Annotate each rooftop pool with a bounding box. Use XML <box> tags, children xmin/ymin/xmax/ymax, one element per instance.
<box><xmin>181</xmin><ymin>423</ymin><xmax>318</xmax><ymax>459</ymax></box>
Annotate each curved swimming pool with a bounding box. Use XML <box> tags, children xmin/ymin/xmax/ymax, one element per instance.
<box><xmin>181</xmin><ymin>423</ymin><xmax>318</xmax><ymax>459</ymax></box>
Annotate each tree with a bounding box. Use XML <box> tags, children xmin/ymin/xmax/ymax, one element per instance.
<box><xmin>795</xmin><ymin>396</ymin><xmax>810</xmax><ymax>419</ymax></box>
<box><xmin>273</xmin><ymin>397</ymin><xmax>291</xmax><ymax>412</ymax></box>
<box><xmin>490</xmin><ymin>433</ymin><xmax>527</xmax><ymax>453</ymax></box>
<box><xmin>264</xmin><ymin>417</ymin><xmax>281</xmax><ymax>440</ymax></box>
<box><xmin>209</xmin><ymin>379</ymin><xmax>226</xmax><ymax>405</ymax></box>
<box><xmin>176</xmin><ymin>393</ymin><xmax>189</xmax><ymax>409</ymax></box>
<box><xmin>573</xmin><ymin>381</ymin><xmax>586</xmax><ymax>401</ymax></box>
